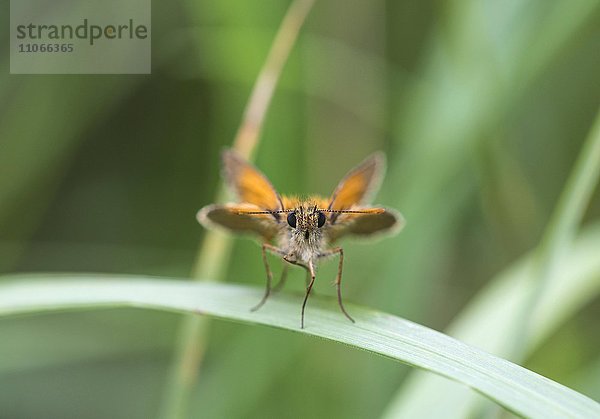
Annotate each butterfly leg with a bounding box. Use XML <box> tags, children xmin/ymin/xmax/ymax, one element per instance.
<box><xmin>280</xmin><ymin>256</ymin><xmax>315</xmax><ymax>294</ymax></box>
<box><xmin>300</xmin><ymin>260</ymin><xmax>316</xmax><ymax>329</ymax></box>
<box><xmin>281</xmin><ymin>256</ymin><xmax>314</xmax><ymax>327</ymax></box>
<box><xmin>272</xmin><ymin>263</ymin><xmax>289</xmax><ymax>292</ymax></box>
<box><xmin>251</xmin><ymin>243</ymin><xmax>286</xmax><ymax>312</ymax></box>
<box><xmin>320</xmin><ymin>247</ymin><xmax>355</xmax><ymax>323</ymax></box>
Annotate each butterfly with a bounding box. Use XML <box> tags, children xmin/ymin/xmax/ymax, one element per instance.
<box><xmin>197</xmin><ymin>149</ymin><xmax>404</xmax><ymax>328</ymax></box>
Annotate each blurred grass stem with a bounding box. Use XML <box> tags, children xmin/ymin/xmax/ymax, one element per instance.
<box><xmin>159</xmin><ymin>1</ymin><xmax>316</xmax><ymax>418</ymax></box>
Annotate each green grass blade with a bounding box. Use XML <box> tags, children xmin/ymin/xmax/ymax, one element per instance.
<box><xmin>382</xmin><ymin>222</ymin><xmax>600</xmax><ymax>418</ymax></box>
<box><xmin>0</xmin><ymin>274</ymin><xmax>598</xmax><ymax>419</ymax></box>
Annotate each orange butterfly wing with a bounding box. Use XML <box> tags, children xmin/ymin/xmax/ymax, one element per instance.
<box><xmin>327</xmin><ymin>153</ymin><xmax>403</xmax><ymax>241</ymax></box>
<box><xmin>222</xmin><ymin>150</ymin><xmax>283</xmax><ymax>211</ymax></box>
<box><xmin>328</xmin><ymin>152</ymin><xmax>384</xmax><ymax>211</ymax></box>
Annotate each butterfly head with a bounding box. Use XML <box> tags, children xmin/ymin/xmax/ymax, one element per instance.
<box><xmin>286</xmin><ymin>204</ymin><xmax>327</xmax><ymax>242</ymax></box>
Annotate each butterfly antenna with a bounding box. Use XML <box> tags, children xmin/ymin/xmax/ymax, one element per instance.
<box><xmin>236</xmin><ymin>209</ymin><xmax>294</xmax><ymax>215</ymax></box>
<box><xmin>321</xmin><ymin>208</ymin><xmax>385</xmax><ymax>214</ymax></box>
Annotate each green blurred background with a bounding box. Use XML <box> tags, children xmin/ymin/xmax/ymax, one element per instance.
<box><xmin>1</xmin><ymin>0</ymin><xmax>599</xmax><ymax>418</ymax></box>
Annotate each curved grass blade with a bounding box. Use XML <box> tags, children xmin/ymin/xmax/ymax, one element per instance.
<box><xmin>381</xmin><ymin>222</ymin><xmax>600</xmax><ymax>418</ymax></box>
<box><xmin>0</xmin><ymin>274</ymin><xmax>598</xmax><ymax>419</ymax></box>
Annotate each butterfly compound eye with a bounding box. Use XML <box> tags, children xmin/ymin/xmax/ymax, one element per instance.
<box><xmin>287</xmin><ymin>212</ymin><xmax>297</xmax><ymax>228</ymax></box>
<box><xmin>317</xmin><ymin>211</ymin><xmax>326</xmax><ymax>228</ymax></box>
